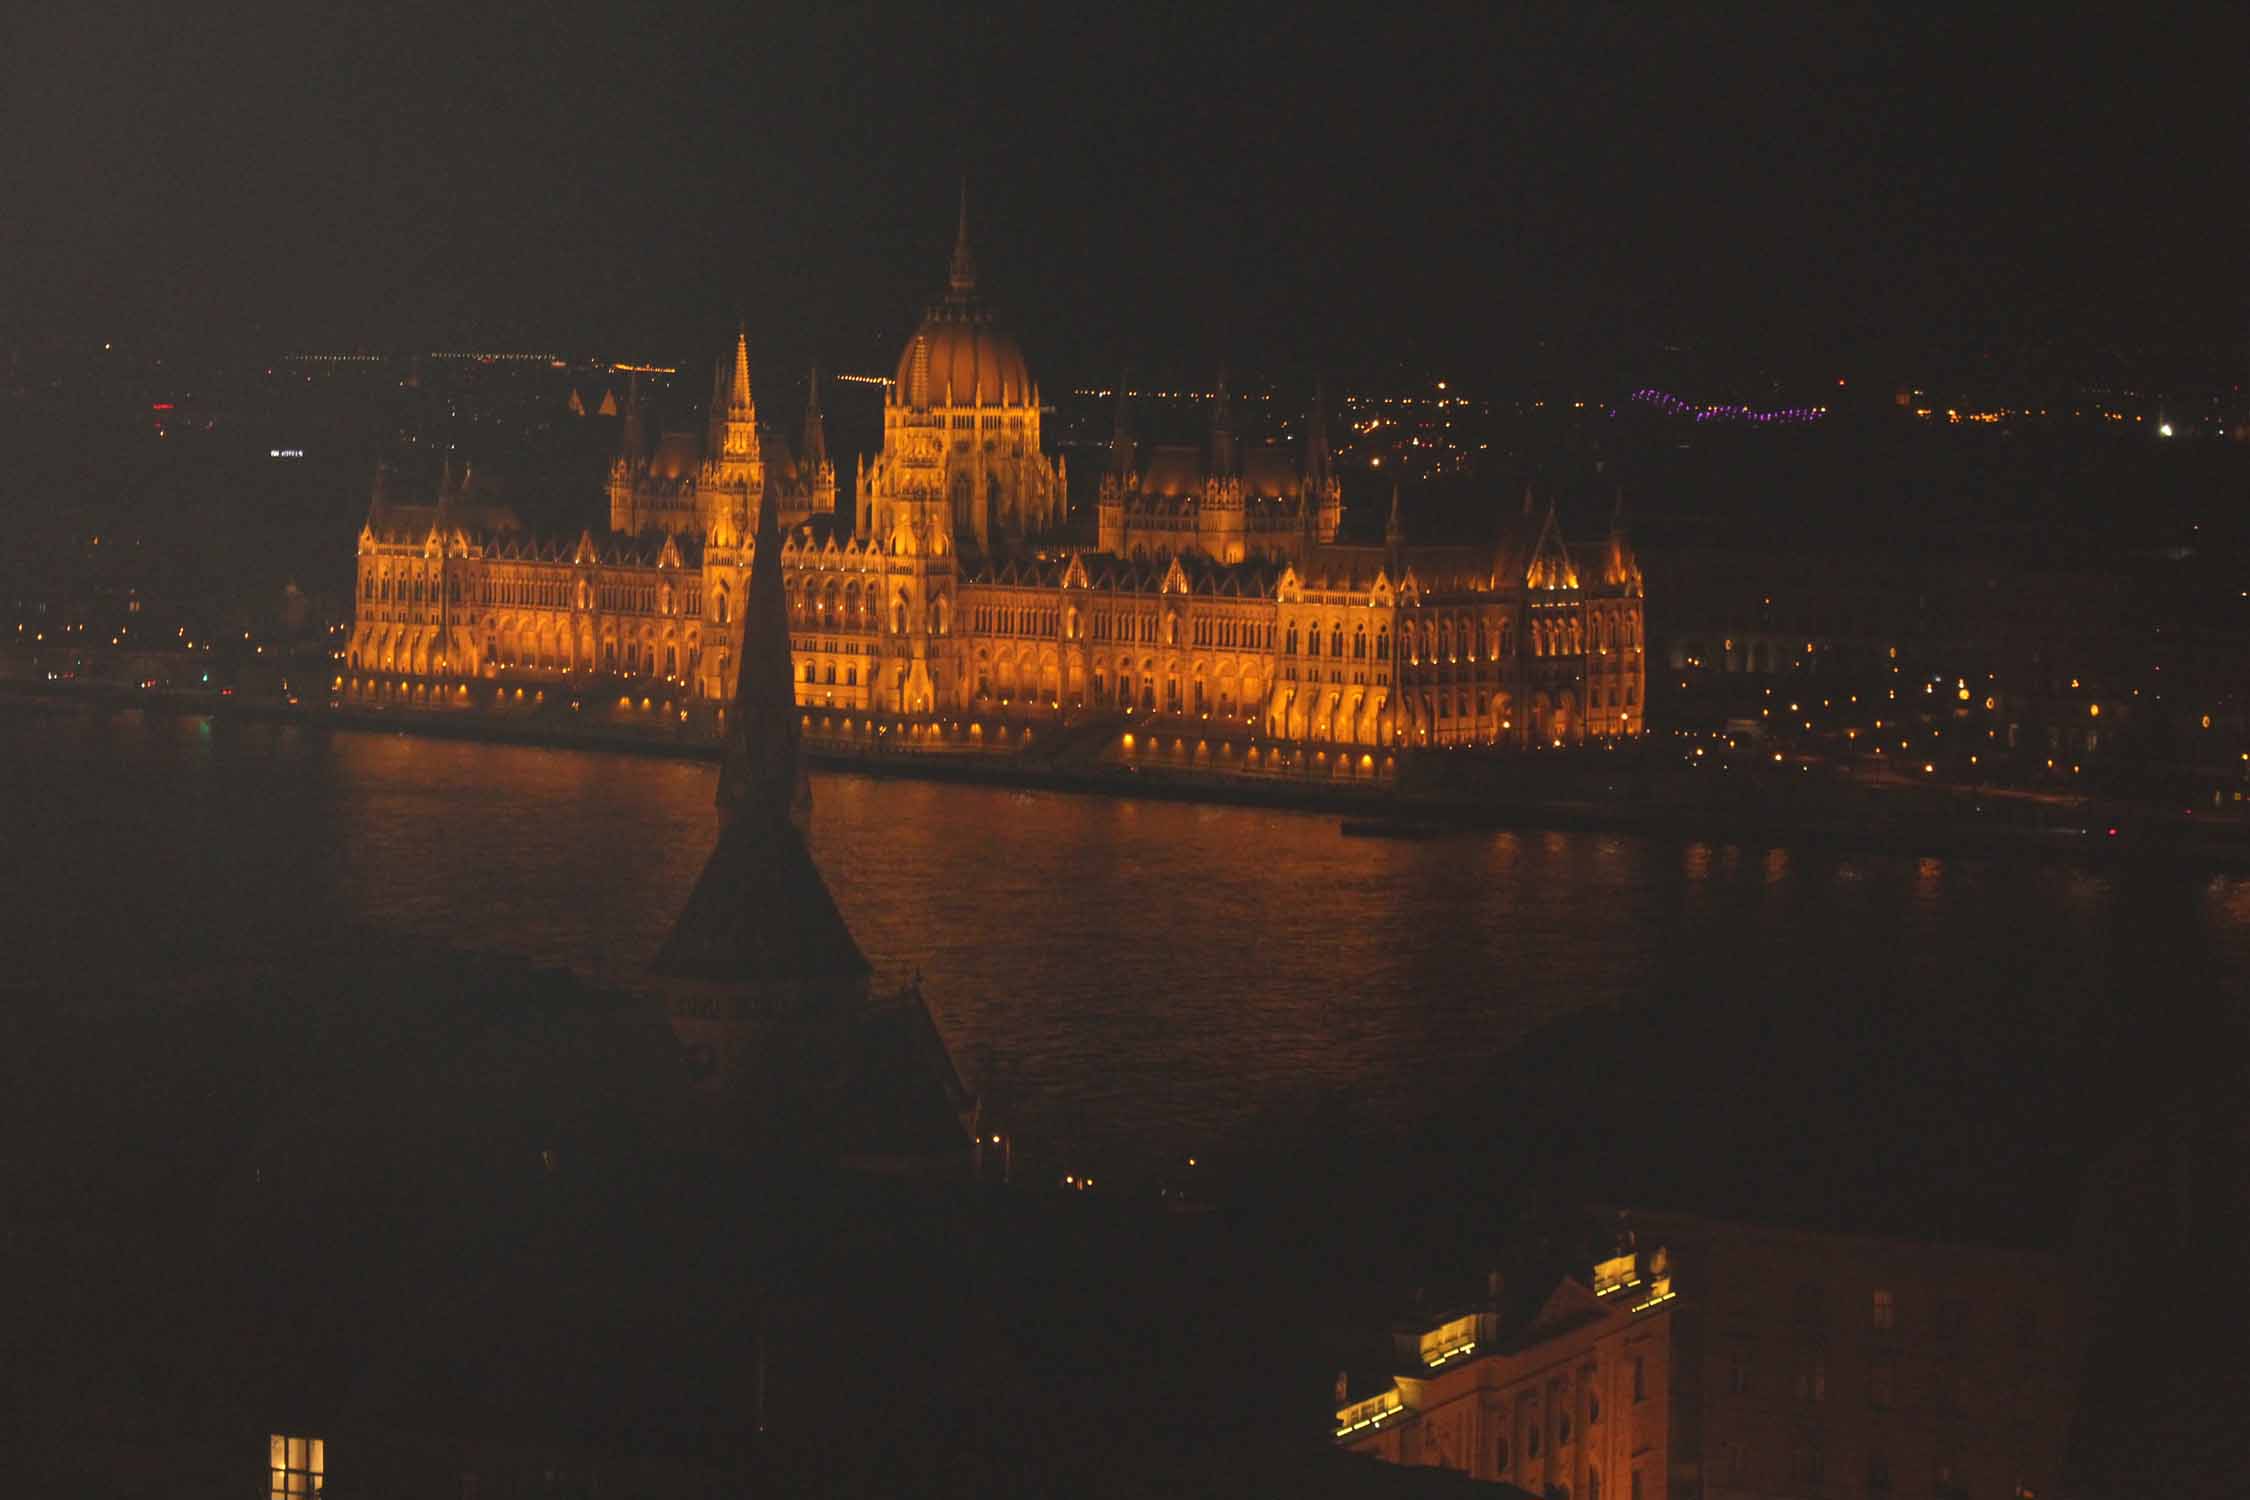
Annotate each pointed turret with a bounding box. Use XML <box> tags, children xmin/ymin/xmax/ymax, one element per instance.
<box><xmin>712</xmin><ymin>324</ymin><xmax>761</xmax><ymax>472</ymax></box>
<box><xmin>728</xmin><ymin>323</ymin><xmax>755</xmax><ymax>417</ymax></box>
<box><xmin>801</xmin><ymin>366</ymin><xmax>829</xmax><ymax>475</ymax></box>
<box><xmin>1209</xmin><ymin>369</ymin><xmax>1236</xmax><ymax>476</ymax></box>
<box><xmin>1603</xmin><ymin>484</ymin><xmax>1638</xmax><ymax>589</ymax></box>
<box><xmin>1109</xmin><ymin>377</ymin><xmax>1136</xmax><ymax>477</ymax></box>
<box><xmin>1303</xmin><ymin>380</ymin><xmax>1334</xmax><ymax>496</ymax></box>
<box><xmin>618</xmin><ymin>371</ymin><xmax>645</xmax><ymax>468</ymax></box>
<box><xmin>947</xmin><ymin>179</ymin><xmax>976</xmax><ymax>297</ymax></box>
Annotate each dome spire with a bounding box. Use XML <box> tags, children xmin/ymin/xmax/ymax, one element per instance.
<box><xmin>948</xmin><ymin>179</ymin><xmax>976</xmax><ymax>296</ymax></box>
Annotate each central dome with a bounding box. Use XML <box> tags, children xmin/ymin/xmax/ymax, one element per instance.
<box><xmin>894</xmin><ymin>302</ymin><xmax>1034</xmax><ymax>409</ymax></box>
<box><xmin>891</xmin><ymin>190</ymin><xmax>1034</xmax><ymax>409</ymax></box>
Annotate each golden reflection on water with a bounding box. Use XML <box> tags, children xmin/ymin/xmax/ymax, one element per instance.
<box><xmin>8</xmin><ymin>707</ymin><xmax>2242</xmax><ymax>1174</ymax></box>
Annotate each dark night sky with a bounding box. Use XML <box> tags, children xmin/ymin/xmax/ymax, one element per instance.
<box><xmin>8</xmin><ymin>3</ymin><xmax>2245</xmax><ymax>393</ymax></box>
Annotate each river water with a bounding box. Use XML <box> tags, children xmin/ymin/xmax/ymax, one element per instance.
<box><xmin>8</xmin><ymin>704</ymin><xmax>2247</xmax><ymax>1182</ymax></box>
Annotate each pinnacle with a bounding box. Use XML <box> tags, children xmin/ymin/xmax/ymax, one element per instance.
<box><xmin>729</xmin><ymin>324</ymin><xmax>755</xmax><ymax>414</ymax></box>
<box><xmin>948</xmin><ymin>179</ymin><xmax>976</xmax><ymax>295</ymax></box>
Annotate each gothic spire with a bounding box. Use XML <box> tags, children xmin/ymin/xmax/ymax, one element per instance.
<box><xmin>714</xmin><ymin>470</ymin><xmax>809</xmax><ymax>834</ymax></box>
<box><xmin>948</xmin><ymin>180</ymin><xmax>976</xmax><ymax>297</ymax></box>
<box><xmin>727</xmin><ymin>322</ymin><xmax>756</xmax><ymax>416</ymax></box>
<box><xmin>1109</xmin><ymin>376</ymin><xmax>1137</xmax><ymax>476</ymax></box>
<box><xmin>648</xmin><ymin>458</ymin><xmax>869</xmax><ymax>988</ymax></box>
<box><xmin>1386</xmin><ymin>483</ymin><xmax>1405</xmax><ymax>547</ymax></box>
<box><xmin>1302</xmin><ymin>379</ymin><xmax>1333</xmax><ymax>497</ymax></box>
<box><xmin>618</xmin><ymin>370</ymin><xmax>644</xmax><ymax>468</ymax></box>
<box><xmin>1209</xmin><ymin>369</ymin><xmax>1236</xmax><ymax>476</ymax></box>
<box><xmin>801</xmin><ymin>366</ymin><xmax>829</xmax><ymax>474</ymax></box>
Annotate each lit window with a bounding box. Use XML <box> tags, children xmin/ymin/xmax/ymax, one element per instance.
<box><xmin>1872</xmin><ymin>1288</ymin><xmax>1895</xmax><ymax>1331</ymax></box>
<box><xmin>269</xmin><ymin>1435</ymin><xmax>324</xmax><ymax>1499</ymax></box>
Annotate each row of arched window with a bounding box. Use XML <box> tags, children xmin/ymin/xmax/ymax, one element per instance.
<box><xmin>971</xmin><ymin>604</ymin><xmax>1060</xmax><ymax>638</ymax></box>
<box><xmin>362</xmin><ymin>571</ymin><xmax>463</xmax><ymax>606</ymax></box>
<box><xmin>1188</xmin><ymin>616</ymin><xmax>1267</xmax><ymax>649</ymax></box>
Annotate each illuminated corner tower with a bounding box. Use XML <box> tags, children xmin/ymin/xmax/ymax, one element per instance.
<box><xmin>607</xmin><ymin>371</ymin><xmax>648</xmax><ymax>534</ymax></box>
<box><xmin>1096</xmin><ymin>378</ymin><xmax>1136</xmax><ymax>555</ymax></box>
<box><xmin>1303</xmin><ymin>381</ymin><xmax>1342</xmax><ymax>545</ymax></box>
<box><xmin>800</xmin><ymin>366</ymin><xmax>837</xmax><ymax>522</ymax></box>
<box><xmin>1197</xmin><ymin>372</ymin><xmax>1248</xmax><ymax>564</ymax></box>
<box><xmin>700</xmin><ymin>324</ymin><xmax>765</xmax><ymax>547</ymax></box>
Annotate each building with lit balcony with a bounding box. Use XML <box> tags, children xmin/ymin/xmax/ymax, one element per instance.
<box><xmin>1336</xmin><ymin>1212</ymin><xmax>2083</xmax><ymax>1500</ymax></box>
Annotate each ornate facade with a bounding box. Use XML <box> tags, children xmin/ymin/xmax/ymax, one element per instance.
<box><xmin>345</xmin><ymin>203</ymin><xmax>1645</xmax><ymax>751</ymax></box>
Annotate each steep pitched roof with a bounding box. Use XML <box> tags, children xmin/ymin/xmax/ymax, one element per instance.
<box><xmin>651</xmin><ymin>486</ymin><xmax>869</xmax><ymax>988</ymax></box>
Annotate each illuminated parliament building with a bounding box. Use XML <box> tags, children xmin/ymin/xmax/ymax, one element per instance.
<box><xmin>345</xmin><ymin>204</ymin><xmax>1646</xmax><ymax>757</ymax></box>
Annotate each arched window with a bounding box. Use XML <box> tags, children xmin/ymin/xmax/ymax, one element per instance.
<box><xmin>893</xmin><ymin>592</ymin><xmax>908</xmax><ymax>635</ymax></box>
<box><xmin>715</xmin><ymin>586</ymin><xmax>730</xmax><ymax>626</ymax></box>
<box><xmin>1353</xmin><ymin>626</ymin><xmax>1367</xmax><ymax>659</ymax></box>
<box><xmin>1286</xmin><ymin>623</ymin><xmax>1299</xmax><ymax>655</ymax></box>
<box><xmin>1376</xmin><ymin>628</ymin><xmax>1389</xmax><ymax>660</ymax></box>
<box><xmin>1330</xmin><ymin>624</ymin><xmax>1344</xmax><ymax>657</ymax></box>
<box><xmin>1308</xmin><ymin>625</ymin><xmax>1321</xmax><ymax>658</ymax></box>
